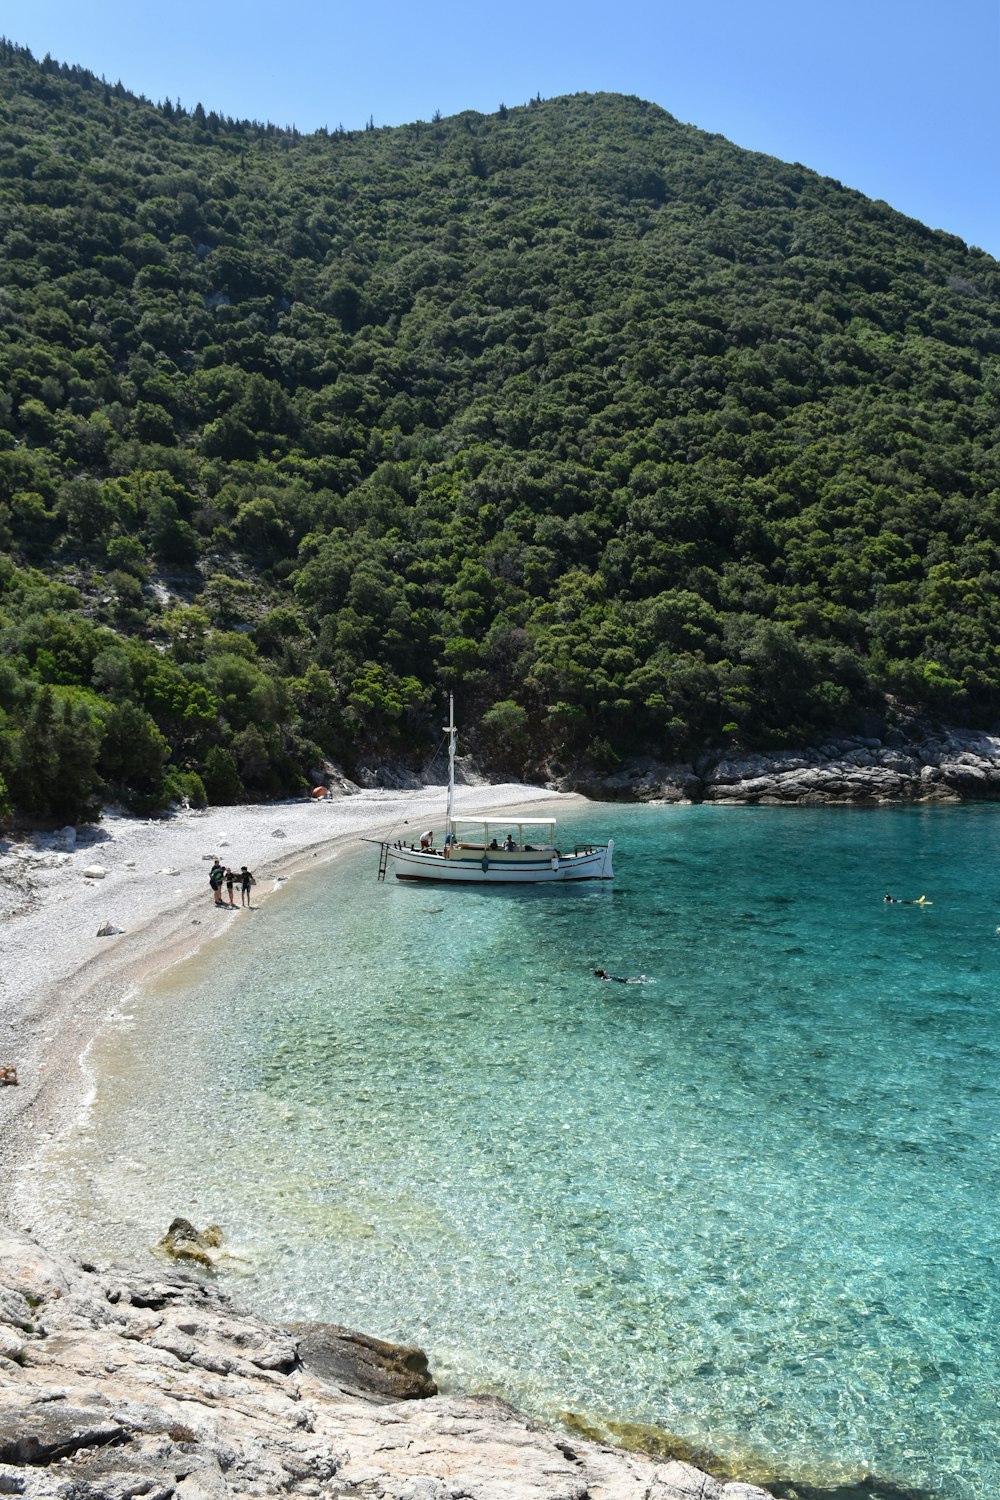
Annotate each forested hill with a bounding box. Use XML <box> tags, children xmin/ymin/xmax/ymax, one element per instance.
<box><xmin>1</xmin><ymin>40</ymin><xmax>999</xmax><ymax>821</ymax></box>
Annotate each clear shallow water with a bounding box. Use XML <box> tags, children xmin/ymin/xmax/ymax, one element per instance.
<box><xmin>27</xmin><ymin>804</ymin><xmax>1000</xmax><ymax>1499</ymax></box>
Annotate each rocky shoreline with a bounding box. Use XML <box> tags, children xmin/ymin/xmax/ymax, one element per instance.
<box><xmin>566</xmin><ymin>728</ymin><xmax>1000</xmax><ymax>806</ymax></box>
<box><xmin>353</xmin><ymin>726</ymin><xmax>1000</xmax><ymax>808</ymax></box>
<box><xmin>0</xmin><ymin>1225</ymin><xmax>773</xmax><ymax>1500</ymax></box>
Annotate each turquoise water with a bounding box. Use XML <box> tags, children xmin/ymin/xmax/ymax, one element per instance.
<box><xmin>30</xmin><ymin>804</ymin><xmax>1000</xmax><ymax>1499</ymax></box>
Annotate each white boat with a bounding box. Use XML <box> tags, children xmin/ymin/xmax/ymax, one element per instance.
<box><xmin>377</xmin><ymin>701</ymin><xmax>614</xmax><ymax>885</ymax></box>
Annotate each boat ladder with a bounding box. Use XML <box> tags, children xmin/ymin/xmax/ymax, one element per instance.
<box><xmin>376</xmin><ymin>842</ymin><xmax>389</xmax><ymax>882</ymax></box>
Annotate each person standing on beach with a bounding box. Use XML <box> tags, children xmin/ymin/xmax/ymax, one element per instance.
<box><xmin>224</xmin><ymin>868</ymin><xmax>237</xmax><ymax>907</ymax></box>
<box><xmin>209</xmin><ymin>859</ymin><xmax>226</xmax><ymax>907</ymax></box>
<box><xmin>240</xmin><ymin>866</ymin><xmax>256</xmax><ymax>907</ymax></box>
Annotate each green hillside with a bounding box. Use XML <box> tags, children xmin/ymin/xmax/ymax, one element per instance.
<box><xmin>1</xmin><ymin>40</ymin><xmax>998</xmax><ymax>820</ymax></box>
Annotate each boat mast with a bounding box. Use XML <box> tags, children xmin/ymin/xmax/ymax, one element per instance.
<box><xmin>445</xmin><ymin>692</ymin><xmax>457</xmax><ymax>835</ymax></box>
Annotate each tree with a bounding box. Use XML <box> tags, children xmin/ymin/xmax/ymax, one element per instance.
<box><xmin>7</xmin><ymin>687</ymin><xmax>101</xmax><ymax>822</ymax></box>
<box><xmin>202</xmin><ymin>744</ymin><xmax>244</xmax><ymax>804</ymax></box>
<box><xmin>7</xmin><ymin>686</ymin><xmax>60</xmax><ymax>818</ymax></box>
<box><xmin>482</xmin><ymin>699</ymin><xmax>528</xmax><ymax>750</ymax></box>
<box><xmin>99</xmin><ymin>700</ymin><xmax>170</xmax><ymax>802</ymax></box>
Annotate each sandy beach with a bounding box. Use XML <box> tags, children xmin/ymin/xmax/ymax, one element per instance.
<box><xmin>0</xmin><ymin>781</ymin><xmax>576</xmax><ymax>1216</ymax></box>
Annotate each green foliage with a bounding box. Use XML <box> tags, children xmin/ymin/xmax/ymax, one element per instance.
<box><xmin>98</xmin><ymin>700</ymin><xmax>170</xmax><ymax>805</ymax></box>
<box><xmin>4</xmin><ymin>684</ymin><xmax>102</xmax><ymax>822</ymax></box>
<box><xmin>587</xmin><ymin>737</ymin><xmax>622</xmax><ymax>772</ymax></box>
<box><xmin>482</xmin><ymin>699</ymin><xmax>529</xmax><ymax>748</ymax></box>
<box><xmin>0</xmin><ymin>38</ymin><xmax>998</xmax><ymax>821</ymax></box>
<box><xmin>163</xmin><ymin>768</ymin><xmax>208</xmax><ymax>808</ymax></box>
<box><xmin>346</xmin><ymin>664</ymin><xmax>429</xmax><ymax>743</ymax></box>
<box><xmin>202</xmin><ymin>744</ymin><xmax>244</xmax><ymax>804</ymax></box>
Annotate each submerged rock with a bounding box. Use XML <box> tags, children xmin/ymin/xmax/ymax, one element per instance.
<box><xmin>0</xmin><ymin>1225</ymin><xmax>776</xmax><ymax>1500</ymax></box>
<box><xmin>155</xmin><ymin>1217</ymin><xmax>226</xmax><ymax>1268</ymax></box>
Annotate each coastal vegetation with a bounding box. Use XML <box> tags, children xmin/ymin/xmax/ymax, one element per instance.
<box><xmin>0</xmin><ymin>39</ymin><xmax>998</xmax><ymax>819</ymax></box>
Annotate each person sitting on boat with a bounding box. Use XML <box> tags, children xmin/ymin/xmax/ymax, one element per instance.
<box><xmin>419</xmin><ymin>829</ymin><xmax>434</xmax><ymax>850</ymax></box>
<box><xmin>489</xmin><ymin>838</ymin><xmax>499</xmax><ymax>850</ymax></box>
<box><xmin>504</xmin><ymin>833</ymin><xmax>516</xmax><ymax>851</ymax></box>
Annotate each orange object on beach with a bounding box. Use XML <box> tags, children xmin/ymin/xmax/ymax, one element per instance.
<box><xmin>311</xmin><ymin>786</ymin><xmax>326</xmax><ymax>799</ymax></box>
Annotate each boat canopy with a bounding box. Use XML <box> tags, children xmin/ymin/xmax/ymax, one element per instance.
<box><xmin>452</xmin><ymin>817</ymin><xmax>557</xmax><ymax>829</ymax></box>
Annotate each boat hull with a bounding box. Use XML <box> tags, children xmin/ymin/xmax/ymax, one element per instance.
<box><xmin>386</xmin><ymin>839</ymin><xmax>614</xmax><ymax>883</ymax></box>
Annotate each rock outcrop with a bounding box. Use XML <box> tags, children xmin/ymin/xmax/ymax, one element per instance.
<box><xmin>570</xmin><ymin>728</ymin><xmax>1000</xmax><ymax>805</ymax></box>
<box><xmin>0</xmin><ymin>1225</ymin><xmax>773</xmax><ymax>1500</ymax></box>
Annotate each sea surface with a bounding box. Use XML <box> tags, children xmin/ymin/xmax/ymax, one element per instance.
<box><xmin>26</xmin><ymin>803</ymin><xmax>1000</xmax><ymax>1500</ymax></box>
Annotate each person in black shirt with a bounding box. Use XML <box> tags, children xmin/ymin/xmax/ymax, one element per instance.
<box><xmin>209</xmin><ymin>860</ymin><xmax>226</xmax><ymax>907</ymax></box>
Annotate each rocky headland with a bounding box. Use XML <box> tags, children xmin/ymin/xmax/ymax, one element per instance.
<box><xmin>568</xmin><ymin>728</ymin><xmax>1000</xmax><ymax>806</ymax></box>
<box><xmin>0</xmin><ymin>1225</ymin><xmax>773</xmax><ymax>1500</ymax></box>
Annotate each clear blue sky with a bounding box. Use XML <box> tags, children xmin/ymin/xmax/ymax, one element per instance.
<box><xmin>3</xmin><ymin>0</ymin><xmax>998</xmax><ymax>257</ymax></box>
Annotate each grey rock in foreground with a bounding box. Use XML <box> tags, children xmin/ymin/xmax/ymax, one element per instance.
<box><xmin>288</xmin><ymin>1321</ymin><xmax>438</xmax><ymax>1401</ymax></box>
<box><xmin>0</xmin><ymin>1226</ymin><xmax>772</xmax><ymax>1500</ymax></box>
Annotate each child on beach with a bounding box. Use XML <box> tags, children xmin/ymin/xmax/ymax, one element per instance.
<box><xmin>240</xmin><ymin>866</ymin><xmax>256</xmax><ymax>906</ymax></box>
<box><xmin>224</xmin><ymin>868</ymin><xmax>237</xmax><ymax>906</ymax></box>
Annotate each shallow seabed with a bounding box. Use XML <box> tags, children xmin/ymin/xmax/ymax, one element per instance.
<box><xmin>25</xmin><ymin>804</ymin><xmax>1000</xmax><ymax>1499</ymax></box>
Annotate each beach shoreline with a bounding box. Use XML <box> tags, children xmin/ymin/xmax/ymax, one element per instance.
<box><xmin>0</xmin><ymin>782</ymin><xmax>576</xmax><ymax>1221</ymax></box>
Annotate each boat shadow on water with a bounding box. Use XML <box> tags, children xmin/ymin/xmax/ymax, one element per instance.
<box><xmin>397</xmin><ymin>878</ymin><xmax>615</xmax><ymax>903</ymax></box>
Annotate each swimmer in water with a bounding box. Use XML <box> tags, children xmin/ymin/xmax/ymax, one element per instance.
<box><xmin>594</xmin><ymin>968</ymin><xmax>643</xmax><ymax>984</ymax></box>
